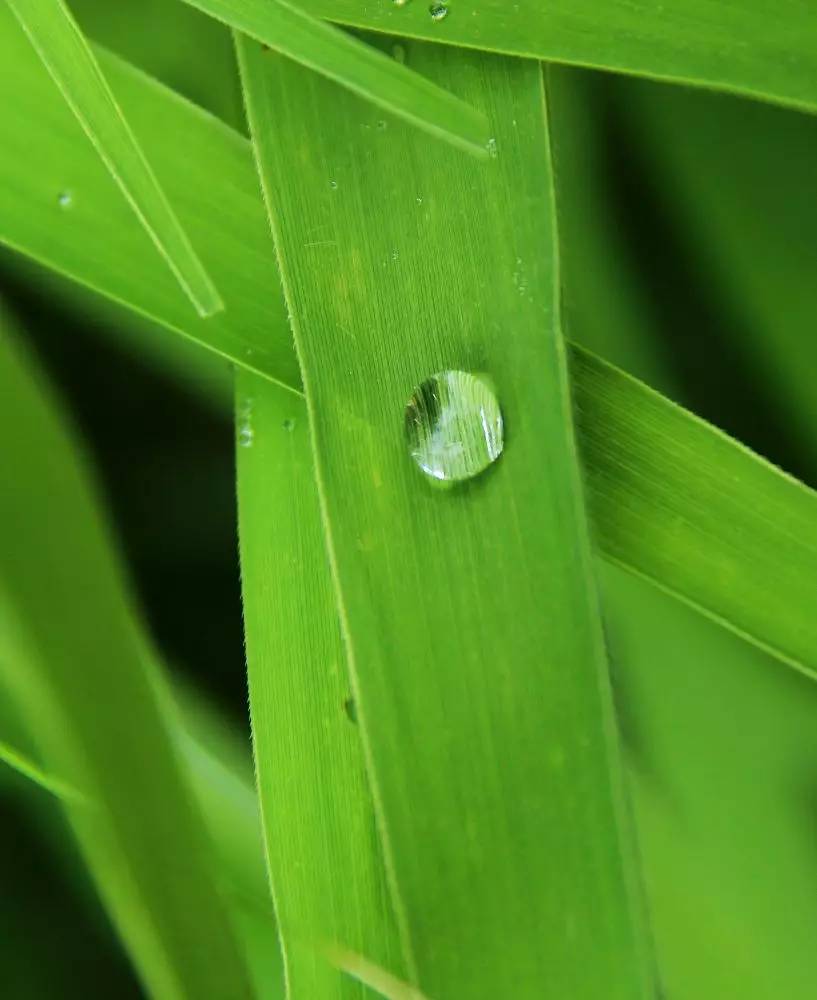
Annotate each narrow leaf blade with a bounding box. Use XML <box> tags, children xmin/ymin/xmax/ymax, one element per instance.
<box><xmin>6</xmin><ymin>0</ymin><xmax>223</xmax><ymax>316</ymax></box>
<box><xmin>297</xmin><ymin>0</ymin><xmax>817</xmax><ymax>115</ymax></box>
<box><xmin>573</xmin><ymin>345</ymin><xmax>817</xmax><ymax>680</ymax></box>
<box><xmin>181</xmin><ymin>0</ymin><xmax>489</xmax><ymax>156</ymax></box>
<box><xmin>236</xmin><ymin>373</ymin><xmax>405</xmax><ymax>997</ymax></box>
<box><xmin>0</xmin><ymin>10</ymin><xmax>297</xmax><ymax>389</ymax></box>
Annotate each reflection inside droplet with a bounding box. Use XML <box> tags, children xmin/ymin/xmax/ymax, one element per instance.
<box><xmin>405</xmin><ymin>370</ymin><xmax>503</xmax><ymax>483</ymax></box>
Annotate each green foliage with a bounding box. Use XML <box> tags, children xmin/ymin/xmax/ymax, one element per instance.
<box><xmin>236</xmin><ymin>373</ymin><xmax>404</xmax><ymax>999</ymax></box>
<box><xmin>6</xmin><ymin>0</ymin><xmax>222</xmax><ymax>316</ymax></box>
<box><xmin>0</xmin><ymin>7</ymin><xmax>297</xmax><ymax>390</ymax></box>
<box><xmin>0</xmin><ymin>310</ymin><xmax>254</xmax><ymax>998</ymax></box>
<box><xmin>181</xmin><ymin>0</ymin><xmax>489</xmax><ymax>155</ymax></box>
<box><xmin>294</xmin><ymin>0</ymin><xmax>817</xmax><ymax>114</ymax></box>
<box><xmin>237</xmin><ymin>36</ymin><xmax>652</xmax><ymax>998</ymax></box>
<box><xmin>2</xmin><ymin>1</ymin><xmax>817</xmax><ymax>998</ymax></box>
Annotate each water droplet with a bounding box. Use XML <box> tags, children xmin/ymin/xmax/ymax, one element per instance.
<box><xmin>391</xmin><ymin>248</ymin><xmax>399</xmax><ymax>261</ymax></box>
<box><xmin>392</xmin><ymin>43</ymin><xmax>407</xmax><ymax>63</ymax></box>
<box><xmin>283</xmin><ymin>417</ymin><xmax>296</xmax><ymax>432</ymax></box>
<box><xmin>429</xmin><ymin>2</ymin><xmax>449</xmax><ymax>21</ymax></box>
<box><xmin>405</xmin><ymin>370</ymin><xmax>503</xmax><ymax>483</ymax></box>
<box><xmin>486</xmin><ymin>137</ymin><xmax>498</xmax><ymax>158</ymax></box>
<box><xmin>376</xmin><ymin>119</ymin><xmax>387</xmax><ymax>131</ymax></box>
<box><xmin>238</xmin><ymin>397</ymin><xmax>254</xmax><ymax>447</ymax></box>
<box><xmin>57</xmin><ymin>190</ymin><xmax>72</xmax><ymax>209</ymax></box>
<box><xmin>393</xmin><ymin>0</ymin><xmax>410</xmax><ymax>6</ymax></box>
<box><xmin>329</xmin><ymin>179</ymin><xmax>338</xmax><ymax>190</ymax></box>
<box><xmin>415</xmin><ymin>196</ymin><xmax>423</xmax><ymax>205</ymax></box>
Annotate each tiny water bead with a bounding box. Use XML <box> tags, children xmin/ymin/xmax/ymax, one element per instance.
<box><xmin>429</xmin><ymin>2</ymin><xmax>449</xmax><ymax>21</ymax></box>
<box><xmin>57</xmin><ymin>190</ymin><xmax>72</xmax><ymax>209</ymax></box>
<box><xmin>405</xmin><ymin>370</ymin><xmax>503</xmax><ymax>483</ymax></box>
<box><xmin>238</xmin><ymin>397</ymin><xmax>254</xmax><ymax>447</ymax></box>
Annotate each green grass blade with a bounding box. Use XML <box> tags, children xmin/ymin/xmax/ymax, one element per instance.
<box><xmin>0</xmin><ymin>8</ymin><xmax>297</xmax><ymax>390</ymax></box>
<box><xmin>327</xmin><ymin>947</ymin><xmax>429</xmax><ymax>1000</ymax></box>
<box><xmin>0</xmin><ymin>307</ymin><xmax>254</xmax><ymax>1000</ymax></box>
<box><xmin>574</xmin><ymin>347</ymin><xmax>817</xmax><ymax>681</ymax></box>
<box><xmin>236</xmin><ymin>373</ymin><xmax>405</xmax><ymax>997</ymax></box>
<box><xmin>173</xmin><ymin>724</ymin><xmax>285</xmax><ymax>998</ymax></box>
<box><xmin>296</xmin><ymin>0</ymin><xmax>817</xmax><ymax>115</ymax></box>
<box><xmin>237</xmin><ymin>35</ymin><xmax>652</xmax><ymax>998</ymax></box>
<box><xmin>5</xmin><ymin>0</ymin><xmax>223</xmax><ymax>316</ymax></box>
<box><xmin>5</xmin><ymin>31</ymin><xmax>817</xmax><ymax>686</ymax></box>
<box><xmin>0</xmin><ymin>738</ymin><xmax>83</xmax><ymax>803</ymax></box>
<box><xmin>180</xmin><ymin>0</ymin><xmax>488</xmax><ymax>156</ymax></box>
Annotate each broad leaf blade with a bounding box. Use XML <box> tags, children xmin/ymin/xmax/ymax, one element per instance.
<box><xmin>297</xmin><ymin>0</ymin><xmax>817</xmax><ymax>115</ymax></box>
<box><xmin>0</xmin><ymin>306</ymin><xmax>254</xmax><ymax>999</ymax></box>
<box><xmin>238</xmin><ymin>35</ymin><xmax>652</xmax><ymax>998</ymax></box>
<box><xmin>180</xmin><ymin>0</ymin><xmax>488</xmax><ymax>156</ymax></box>
<box><xmin>6</xmin><ymin>0</ymin><xmax>222</xmax><ymax>316</ymax></box>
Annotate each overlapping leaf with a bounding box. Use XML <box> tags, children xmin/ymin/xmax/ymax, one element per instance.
<box><xmin>2</xmin><ymin>31</ymin><xmax>816</xmax><ymax>686</ymax></box>
<box><xmin>181</xmin><ymin>0</ymin><xmax>488</xmax><ymax>155</ymax></box>
<box><xmin>6</xmin><ymin>0</ymin><xmax>222</xmax><ymax>315</ymax></box>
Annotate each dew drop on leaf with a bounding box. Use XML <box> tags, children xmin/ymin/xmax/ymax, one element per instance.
<box><xmin>429</xmin><ymin>3</ymin><xmax>449</xmax><ymax>22</ymax></box>
<box><xmin>405</xmin><ymin>370</ymin><xmax>503</xmax><ymax>483</ymax></box>
<box><xmin>57</xmin><ymin>190</ymin><xmax>72</xmax><ymax>209</ymax></box>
